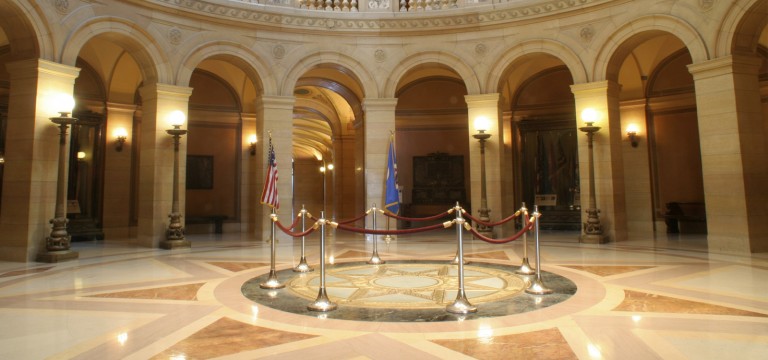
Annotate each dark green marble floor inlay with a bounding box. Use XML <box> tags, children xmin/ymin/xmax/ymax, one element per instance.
<box><xmin>242</xmin><ymin>260</ymin><xmax>576</xmax><ymax>322</ymax></box>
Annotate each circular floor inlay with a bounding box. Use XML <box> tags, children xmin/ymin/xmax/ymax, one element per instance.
<box><xmin>372</xmin><ymin>275</ymin><xmax>440</xmax><ymax>288</ymax></box>
<box><xmin>242</xmin><ymin>261</ymin><xmax>577</xmax><ymax>322</ymax></box>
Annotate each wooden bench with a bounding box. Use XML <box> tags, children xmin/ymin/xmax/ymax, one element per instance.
<box><xmin>664</xmin><ymin>202</ymin><xmax>706</xmax><ymax>234</ymax></box>
<box><xmin>186</xmin><ymin>215</ymin><xmax>228</xmax><ymax>234</ymax></box>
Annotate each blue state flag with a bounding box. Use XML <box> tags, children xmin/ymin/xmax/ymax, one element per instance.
<box><xmin>384</xmin><ymin>137</ymin><xmax>400</xmax><ymax>215</ymax></box>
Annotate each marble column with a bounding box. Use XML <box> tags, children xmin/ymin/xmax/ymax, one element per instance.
<box><xmin>0</xmin><ymin>59</ymin><xmax>80</xmax><ymax>262</ymax></box>
<box><xmin>571</xmin><ymin>81</ymin><xmax>628</xmax><ymax>243</ymax></box>
<box><xmin>465</xmin><ymin>94</ymin><xmax>503</xmax><ymax>238</ymax></box>
<box><xmin>102</xmin><ymin>103</ymin><xmax>136</xmax><ymax>239</ymax></box>
<box><xmin>362</xmin><ymin>98</ymin><xmax>398</xmax><ymax>230</ymax></box>
<box><xmin>256</xmin><ymin>95</ymin><xmax>295</xmax><ymax>242</ymax></box>
<box><xmin>688</xmin><ymin>55</ymin><xmax>768</xmax><ymax>253</ymax></box>
<box><xmin>136</xmin><ymin>83</ymin><xmax>192</xmax><ymax>248</ymax></box>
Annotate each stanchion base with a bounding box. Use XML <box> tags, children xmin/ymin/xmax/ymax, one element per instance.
<box><xmin>525</xmin><ymin>276</ymin><xmax>553</xmax><ymax>295</ymax></box>
<box><xmin>516</xmin><ymin>258</ymin><xmax>536</xmax><ymax>275</ymax></box>
<box><xmin>259</xmin><ymin>270</ymin><xmax>285</xmax><ymax>289</ymax></box>
<box><xmin>36</xmin><ymin>250</ymin><xmax>79</xmax><ymax>263</ymax></box>
<box><xmin>446</xmin><ymin>296</ymin><xmax>478</xmax><ymax>314</ymax></box>
<box><xmin>451</xmin><ymin>254</ymin><xmax>469</xmax><ymax>265</ymax></box>
<box><xmin>160</xmin><ymin>239</ymin><xmax>191</xmax><ymax>250</ymax></box>
<box><xmin>367</xmin><ymin>254</ymin><xmax>386</xmax><ymax>265</ymax></box>
<box><xmin>308</xmin><ymin>288</ymin><xmax>337</xmax><ymax>312</ymax></box>
<box><xmin>293</xmin><ymin>259</ymin><xmax>314</xmax><ymax>273</ymax></box>
<box><xmin>580</xmin><ymin>234</ymin><xmax>608</xmax><ymax>244</ymax></box>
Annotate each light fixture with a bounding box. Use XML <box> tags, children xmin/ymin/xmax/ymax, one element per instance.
<box><xmin>581</xmin><ymin>108</ymin><xmax>599</xmax><ymax>126</ymax></box>
<box><xmin>38</xmin><ymin>93</ymin><xmax>79</xmax><ymax>262</ymax></box>
<box><xmin>77</xmin><ymin>151</ymin><xmax>86</xmax><ymax>160</ymax></box>
<box><xmin>578</xmin><ymin>108</ymin><xmax>606</xmax><ymax>244</ymax></box>
<box><xmin>248</xmin><ymin>134</ymin><xmax>257</xmax><ymax>156</ymax></box>
<box><xmin>163</xmin><ymin>110</ymin><xmax>189</xmax><ymax>249</ymax></box>
<box><xmin>114</xmin><ymin>127</ymin><xmax>128</xmax><ymax>152</ymax></box>
<box><xmin>471</xmin><ymin>116</ymin><xmax>492</xmax><ymax>238</ymax></box>
<box><xmin>626</xmin><ymin>124</ymin><xmax>639</xmax><ymax>147</ymax></box>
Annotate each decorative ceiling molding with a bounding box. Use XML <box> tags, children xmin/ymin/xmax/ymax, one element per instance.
<box><xmin>139</xmin><ymin>0</ymin><xmax>607</xmax><ymax>34</ymax></box>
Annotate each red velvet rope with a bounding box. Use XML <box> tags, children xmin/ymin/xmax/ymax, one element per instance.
<box><xmin>274</xmin><ymin>219</ymin><xmax>318</xmax><ymax>238</ymax></box>
<box><xmin>336</xmin><ymin>212</ymin><xmax>369</xmax><ymax>225</ymax></box>
<box><xmin>380</xmin><ymin>209</ymin><xmax>454</xmax><ymax>222</ymax></box>
<box><xmin>286</xmin><ymin>214</ymin><xmax>302</xmax><ymax>230</ymax></box>
<box><xmin>462</xmin><ymin>210</ymin><xmax>521</xmax><ymax>227</ymax></box>
<box><xmin>334</xmin><ymin>221</ymin><xmax>450</xmax><ymax>235</ymax></box>
<box><xmin>467</xmin><ymin>220</ymin><xmax>535</xmax><ymax>244</ymax></box>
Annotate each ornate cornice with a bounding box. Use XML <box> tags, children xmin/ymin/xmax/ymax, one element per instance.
<box><xmin>134</xmin><ymin>0</ymin><xmax>609</xmax><ymax>34</ymax></box>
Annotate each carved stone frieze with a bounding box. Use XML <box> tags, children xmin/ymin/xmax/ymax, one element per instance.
<box><xmin>144</xmin><ymin>0</ymin><xmax>602</xmax><ymax>34</ymax></box>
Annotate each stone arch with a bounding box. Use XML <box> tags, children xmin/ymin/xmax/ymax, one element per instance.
<box><xmin>60</xmin><ymin>16</ymin><xmax>169</xmax><ymax>84</ymax></box>
<box><xmin>487</xmin><ymin>39</ymin><xmax>587</xmax><ymax>94</ymax></box>
<box><xmin>176</xmin><ymin>41</ymin><xmax>270</xmax><ymax>95</ymax></box>
<box><xmin>384</xmin><ymin>51</ymin><xmax>481</xmax><ymax>97</ymax></box>
<box><xmin>593</xmin><ymin>14</ymin><xmax>709</xmax><ymax>82</ymax></box>
<box><xmin>281</xmin><ymin>51</ymin><xmax>377</xmax><ymax>99</ymax></box>
<box><xmin>0</xmin><ymin>0</ymin><xmax>53</xmax><ymax>60</ymax></box>
<box><xmin>716</xmin><ymin>0</ymin><xmax>768</xmax><ymax>56</ymax></box>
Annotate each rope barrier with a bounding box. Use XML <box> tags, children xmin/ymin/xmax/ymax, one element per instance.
<box><xmin>336</xmin><ymin>211</ymin><xmax>368</xmax><ymax>225</ymax></box>
<box><xmin>332</xmin><ymin>220</ymin><xmax>453</xmax><ymax>235</ymax></box>
<box><xmin>285</xmin><ymin>213</ymin><xmax>303</xmax><ymax>230</ymax></box>
<box><xmin>464</xmin><ymin>217</ymin><xmax>536</xmax><ymax>244</ymax></box>
<box><xmin>379</xmin><ymin>208</ymin><xmax>455</xmax><ymax>222</ymax></box>
<box><xmin>273</xmin><ymin>216</ymin><xmax>319</xmax><ymax>237</ymax></box>
<box><xmin>462</xmin><ymin>209</ymin><xmax>522</xmax><ymax>227</ymax></box>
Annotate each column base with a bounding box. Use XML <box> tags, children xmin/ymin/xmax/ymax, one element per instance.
<box><xmin>36</xmin><ymin>250</ymin><xmax>79</xmax><ymax>263</ymax></box>
<box><xmin>580</xmin><ymin>234</ymin><xmax>608</xmax><ymax>244</ymax></box>
<box><xmin>475</xmin><ymin>230</ymin><xmax>494</xmax><ymax>239</ymax></box>
<box><xmin>160</xmin><ymin>239</ymin><xmax>191</xmax><ymax>249</ymax></box>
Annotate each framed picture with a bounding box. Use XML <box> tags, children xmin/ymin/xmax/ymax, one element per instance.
<box><xmin>186</xmin><ymin>155</ymin><xmax>213</xmax><ymax>189</ymax></box>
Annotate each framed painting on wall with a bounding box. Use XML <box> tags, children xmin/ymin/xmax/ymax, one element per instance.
<box><xmin>186</xmin><ymin>155</ymin><xmax>213</xmax><ymax>190</ymax></box>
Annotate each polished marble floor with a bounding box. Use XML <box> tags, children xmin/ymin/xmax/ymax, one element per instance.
<box><xmin>1</xmin><ymin>228</ymin><xmax>767</xmax><ymax>359</ymax></box>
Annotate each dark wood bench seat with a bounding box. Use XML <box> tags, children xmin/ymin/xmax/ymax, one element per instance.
<box><xmin>186</xmin><ymin>215</ymin><xmax>228</xmax><ymax>234</ymax></box>
<box><xmin>664</xmin><ymin>202</ymin><xmax>706</xmax><ymax>234</ymax></box>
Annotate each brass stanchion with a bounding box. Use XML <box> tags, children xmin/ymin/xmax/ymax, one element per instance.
<box><xmin>367</xmin><ymin>204</ymin><xmax>385</xmax><ymax>265</ymax></box>
<box><xmin>525</xmin><ymin>205</ymin><xmax>552</xmax><ymax>295</ymax></box>
<box><xmin>294</xmin><ymin>205</ymin><xmax>313</xmax><ymax>273</ymax></box>
<box><xmin>383</xmin><ymin>211</ymin><xmax>393</xmax><ymax>245</ymax></box>
<box><xmin>446</xmin><ymin>206</ymin><xmax>477</xmax><ymax>314</ymax></box>
<box><xmin>451</xmin><ymin>202</ymin><xmax>469</xmax><ymax>265</ymax></box>
<box><xmin>260</xmin><ymin>212</ymin><xmax>285</xmax><ymax>289</ymax></box>
<box><xmin>308</xmin><ymin>211</ymin><xmax>337</xmax><ymax>311</ymax></box>
<box><xmin>516</xmin><ymin>202</ymin><xmax>535</xmax><ymax>275</ymax></box>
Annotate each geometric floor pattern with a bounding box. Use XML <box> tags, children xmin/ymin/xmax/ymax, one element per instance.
<box><xmin>1</xmin><ymin>230</ymin><xmax>767</xmax><ymax>359</ymax></box>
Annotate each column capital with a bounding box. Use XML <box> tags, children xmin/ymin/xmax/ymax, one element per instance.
<box><xmin>362</xmin><ymin>98</ymin><xmax>398</xmax><ymax>112</ymax></box>
<box><xmin>570</xmin><ymin>80</ymin><xmax>621</xmax><ymax>97</ymax></box>
<box><xmin>464</xmin><ymin>93</ymin><xmax>500</xmax><ymax>107</ymax></box>
<box><xmin>687</xmin><ymin>54</ymin><xmax>762</xmax><ymax>80</ymax></box>
<box><xmin>259</xmin><ymin>95</ymin><xmax>296</xmax><ymax>110</ymax></box>
<box><xmin>106</xmin><ymin>102</ymin><xmax>138</xmax><ymax>115</ymax></box>
<box><xmin>5</xmin><ymin>58</ymin><xmax>81</xmax><ymax>81</ymax></box>
<box><xmin>139</xmin><ymin>83</ymin><xmax>193</xmax><ymax>102</ymax></box>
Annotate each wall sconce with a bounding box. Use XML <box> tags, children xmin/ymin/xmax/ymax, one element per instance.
<box><xmin>77</xmin><ymin>151</ymin><xmax>86</xmax><ymax>160</ymax></box>
<box><xmin>114</xmin><ymin>127</ymin><xmax>128</xmax><ymax>152</ymax></box>
<box><xmin>248</xmin><ymin>134</ymin><xmax>257</xmax><ymax>156</ymax></box>
<box><xmin>626</xmin><ymin>124</ymin><xmax>639</xmax><ymax>148</ymax></box>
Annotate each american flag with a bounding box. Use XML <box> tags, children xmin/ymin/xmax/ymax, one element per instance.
<box><xmin>260</xmin><ymin>135</ymin><xmax>279</xmax><ymax>209</ymax></box>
